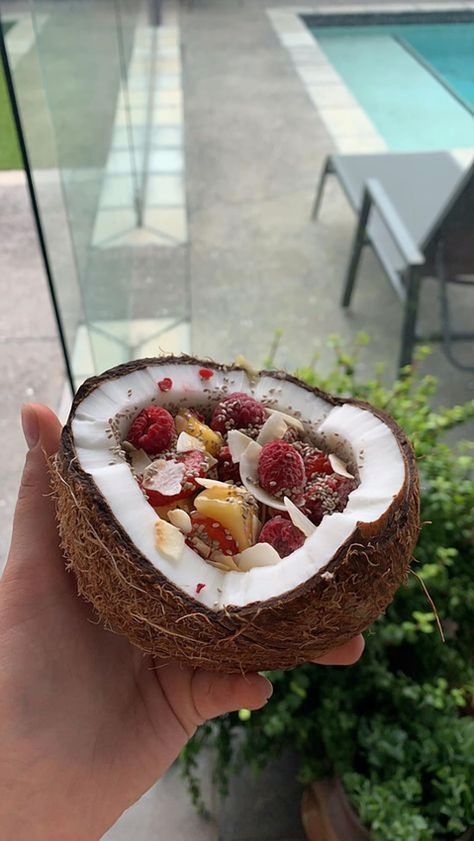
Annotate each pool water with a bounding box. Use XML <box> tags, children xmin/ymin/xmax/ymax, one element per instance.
<box><xmin>309</xmin><ymin>22</ymin><xmax>474</xmax><ymax>150</ymax></box>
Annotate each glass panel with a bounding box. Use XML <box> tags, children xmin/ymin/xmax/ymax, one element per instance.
<box><xmin>2</xmin><ymin>0</ymin><xmax>190</xmax><ymax>387</ymax></box>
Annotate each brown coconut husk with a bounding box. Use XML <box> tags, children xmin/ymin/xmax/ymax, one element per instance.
<box><xmin>51</xmin><ymin>356</ymin><xmax>420</xmax><ymax>673</ymax></box>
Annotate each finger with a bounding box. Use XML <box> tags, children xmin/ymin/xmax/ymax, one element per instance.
<box><xmin>311</xmin><ymin>634</ymin><xmax>365</xmax><ymax>665</ymax></box>
<box><xmin>5</xmin><ymin>404</ymin><xmax>62</xmax><ymax>579</ymax></box>
<box><xmin>191</xmin><ymin>670</ymin><xmax>273</xmax><ymax>724</ymax></box>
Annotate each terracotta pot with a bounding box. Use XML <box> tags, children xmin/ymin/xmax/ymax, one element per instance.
<box><xmin>301</xmin><ymin>778</ymin><xmax>474</xmax><ymax>841</ymax></box>
<box><xmin>301</xmin><ymin>778</ymin><xmax>370</xmax><ymax>841</ymax></box>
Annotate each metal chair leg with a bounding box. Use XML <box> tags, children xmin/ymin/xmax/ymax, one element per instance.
<box><xmin>398</xmin><ymin>267</ymin><xmax>421</xmax><ymax>370</ymax></box>
<box><xmin>341</xmin><ymin>187</ymin><xmax>372</xmax><ymax>308</ymax></box>
<box><xmin>311</xmin><ymin>156</ymin><xmax>334</xmax><ymax>220</ymax></box>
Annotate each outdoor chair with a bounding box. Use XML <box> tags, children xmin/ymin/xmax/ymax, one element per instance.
<box><xmin>312</xmin><ymin>151</ymin><xmax>474</xmax><ymax>370</ymax></box>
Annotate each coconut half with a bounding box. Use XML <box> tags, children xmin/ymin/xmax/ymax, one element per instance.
<box><xmin>52</xmin><ymin>355</ymin><xmax>419</xmax><ymax>673</ymax></box>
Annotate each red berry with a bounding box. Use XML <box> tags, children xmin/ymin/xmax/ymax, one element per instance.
<box><xmin>257</xmin><ymin>440</ymin><xmax>305</xmax><ymax>499</ymax></box>
<box><xmin>216</xmin><ymin>445</ymin><xmax>241</xmax><ymax>484</ymax></box>
<box><xmin>199</xmin><ymin>367</ymin><xmax>214</xmax><ymax>380</ymax></box>
<box><xmin>302</xmin><ymin>473</ymin><xmax>357</xmax><ymax>525</ymax></box>
<box><xmin>127</xmin><ymin>406</ymin><xmax>175</xmax><ymax>455</ymax></box>
<box><xmin>258</xmin><ymin>516</ymin><xmax>305</xmax><ymax>558</ymax></box>
<box><xmin>195</xmin><ymin>583</ymin><xmax>206</xmax><ymax>594</ymax></box>
<box><xmin>187</xmin><ymin>513</ymin><xmax>239</xmax><ymax>557</ymax></box>
<box><xmin>211</xmin><ymin>392</ymin><xmax>267</xmax><ymax>435</ymax></box>
<box><xmin>158</xmin><ymin>377</ymin><xmax>173</xmax><ymax>392</ymax></box>
<box><xmin>304</xmin><ymin>448</ymin><xmax>333</xmax><ymax>479</ymax></box>
<box><xmin>142</xmin><ymin>450</ymin><xmax>209</xmax><ymax>507</ymax></box>
<box><xmin>329</xmin><ymin>473</ymin><xmax>357</xmax><ymax>506</ymax></box>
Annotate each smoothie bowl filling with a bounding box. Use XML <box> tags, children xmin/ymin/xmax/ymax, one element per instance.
<box><xmin>124</xmin><ymin>385</ymin><xmax>359</xmax><ymax>580</ymax></box>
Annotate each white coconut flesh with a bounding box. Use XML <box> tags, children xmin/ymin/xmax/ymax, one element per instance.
<box><xmin>71</xmin><ymin>362</ymin><xmax>405</xmax><ymax>610</ymax></box>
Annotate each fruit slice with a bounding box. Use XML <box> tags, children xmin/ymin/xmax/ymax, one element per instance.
<box><xmin>175</xmin><ymin>409</ymin><xmax>223</xmax><ymax>456</ymax></box>
<box><xmin>187</xmin><ymin>512</ymin><xmax>239</xmax><ymax>557</ymax></box>
<box><xmin>194</xmin><ymin>481</ymin><xmax>260</xmax><ymax>552</ymax></box>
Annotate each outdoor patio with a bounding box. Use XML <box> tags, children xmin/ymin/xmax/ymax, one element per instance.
<box><xmin>0</xmin><ymin>0</ymin><xmax>473</xmax><ymax>838</ymax></box>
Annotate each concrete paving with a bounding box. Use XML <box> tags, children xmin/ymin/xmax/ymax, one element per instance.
<box><xmin>0</xmin><ymin>173</ymin><xmax>65</xmax><ymax>563</ymax></box>
<box><xmin>1</xmin><ymin>0</ymin><xmax>473</xmax><ymax>838</ymax></box>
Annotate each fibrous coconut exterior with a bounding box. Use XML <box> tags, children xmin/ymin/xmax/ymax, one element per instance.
<box><xmin>52</xmin><ymin>356</ymin><xmax>420</xmax><ymax>673</ymax></box>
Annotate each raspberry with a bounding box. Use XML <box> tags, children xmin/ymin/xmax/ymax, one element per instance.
<box><xmin>257</xmin><ymin>440</ymin><xmax>305</xmax><ymax>499</ymax></box>
<box><xmin>157</xmin><ymin>377</ymin><xmax>172</xmax><ymax>392</ymax></box>
<box><xmin>199</xmin><ymin>367</ymin><xmax>214</xmax><ymax>380</ymax></box>
<box><xmin>216</xmin><ymin>445</ymin><xmax>241</xmax><ymax>484</ymax></box>
<box><xmin>258</xmin><ymin>516</ymin><xmax>305</xmax><ymax>558</ymax></box>
<box><xmin>211</xmin><ymin>392</ymin><xmax>267</xmax><ymax>436</ymax></box>
<box><xmin>127</xmin><ymin>406</ymin><xmax>175</xmax><ymax>455</ymax></box>
<box><xmin>143</xmin><ymin>450</ymin><xmax>209</xmax><ymax>507</ymax></box>
<box><xmin>304</xmin><ymin>448</ymin><xmax>333</xmax><ymax>479</ymax></box>
<box><xmin>302</xmin><ymin>473</ymin><xmax>357</xmax><ymax>526</ymax></box>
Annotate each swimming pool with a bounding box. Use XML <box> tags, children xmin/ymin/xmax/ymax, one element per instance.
<box><xmin>307</xmin><ymin>20</ymin><xmax>474</xmax><ymax>151</ymax></box>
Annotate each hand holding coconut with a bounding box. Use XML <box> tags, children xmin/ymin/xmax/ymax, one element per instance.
<box><xmin>0</xmin><ymin>404</ymin><xmax>363</xmax><ymax>840</ymax></box>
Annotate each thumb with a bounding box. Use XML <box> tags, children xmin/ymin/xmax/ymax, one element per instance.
<box><xmin>5</xmin><ymin>404</ymin><xmax>62</xmax><ymax>581</ymax></box>
<box><xmin>191</xmin><ymin>670</ymin><xmax>273</xmax><ymax>725</ymax></box>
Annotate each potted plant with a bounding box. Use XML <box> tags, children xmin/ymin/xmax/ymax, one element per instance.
<box><xmin>182</xmin><ymin>337</ymin><xmax>474</xmax><ymax>841</ymax></box>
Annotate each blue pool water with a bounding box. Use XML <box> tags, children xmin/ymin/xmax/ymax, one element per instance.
<box><xmin>308</xmin><ymin>22</ymin><xmax>474</xmax><ymax>150</ymax></box>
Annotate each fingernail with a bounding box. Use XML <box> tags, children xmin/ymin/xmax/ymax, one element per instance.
<box><xmin>21</xmin><ymin>405</ymin><xmax>39</xmax><ymax>450</ymax></box>
<box><xmin>258</xmin><ymin>674</ymin><xmax>274</xmax><ymax>700</ymax></box>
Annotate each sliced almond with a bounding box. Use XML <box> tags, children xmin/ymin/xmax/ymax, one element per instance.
<box><xmin>154</xmin><ymin>518</ymin><xmax>185</xmax><ymax>561</ymax></box>
<box><xmin>267</xmin><ymin>408</ymin><xmax>305</xmax><ymax>432</ymax></box>
<box><xmin>195</xmin><ymin>477</ymin><xmax>232</xmax><ymax>490</ymax></box>
<box><xmin>283</xmin><ymin>496</ymin><xmax>316</xmax><ymax>538</ymax></box>
<box><xmin>329</xmin><ymin>453</ymin><xmax>355</xmax><ymax>479</ymax></box>
<box><xmin>257</xmin><ymin>413</ymin><xmax>288</xmax><ymax>445</ymax></box>
<box><xmin>167</xmin><ymin>508</ymin><xmax>192</xmax><ymax>534</ymax></box>
<box><xmin>227</xmin><ymin>429</ymin><xmax>254</xmax><ymax>463</ymax></box>
<box><xmin>235</xmin><ymin>543</ymin><xmax>281</xmax><ymax>571</ymax></box>
<box><xmin>209</xmin><ymin>550</ymin><xmax>241</xmax><ymax>572</ymax></box>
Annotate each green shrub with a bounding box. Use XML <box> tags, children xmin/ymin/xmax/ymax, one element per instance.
<box><xmin>182</xmin><ymin>337</ymin><xmax>474</xmax><ymax>840</ymax></box>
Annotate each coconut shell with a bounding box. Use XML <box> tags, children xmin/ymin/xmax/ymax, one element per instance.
<box><xmin>52</xmin><ymin>355</ymin><xmax>420</xmax><ymax>673</ymax></box>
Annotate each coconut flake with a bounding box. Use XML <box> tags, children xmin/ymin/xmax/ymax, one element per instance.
<box><xmin>235</xmin><ymin>543</ymin><xmax>281</xmax><ymax>571</ymax></box>
<box><xmin>329</xmin><ymin>453</ymin><xmax>355</xmax><ymax>479</ymax></box>
<box><xmin>176</xmin><ymin>431</ymin><xmax>206</xmax><ymax>453</ymax></box>
<box><xmin>283</xmin><ymin>496</ymin><xmax>316</xmax><ymax>538</ymax></box>
<box><xmin>267</xmin><ymin>408</ymin><xmax>305</xmax><ymax>432</ymax></box>
<box><xmin>239</xmin><ymin>441</ymin><xmax>286</xmax><ymax>511</ymax></box>
<box><xmin>122</xmin><ymin>442</ymin><xmax>152</xmax><ymax>475</ymax></box>
<box><xmin>154</xmin><ymin>518</ymin><xmax>185</xmax><ymax>561</ymax></box>
<box><xmin>209</xmin><ymin>551</ymin><xmax>241</xmax><ymax>572</ymax></box>
<box><xmin>143</xmin><ymin>459</ymin><xmax>185</xmax><ymax>496</ymax></box>
<box><xmin>257</xmin><ymin>412</ymin><xmax>288</xmax><ymax>445</ymax></box>
<box><xmin>195</xmin><ymin>477</ymin><xmax>232</xmax><ymax>490</ymax></box>
<box><xmin>227</xmin><ymin>429</ymin><xmax>254</xmax><ymax>463</ymax></box>
<box><xmin>167</xmin><ymin>508</ymin><xmax>192</xmax><ymax>534</ymax></box>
